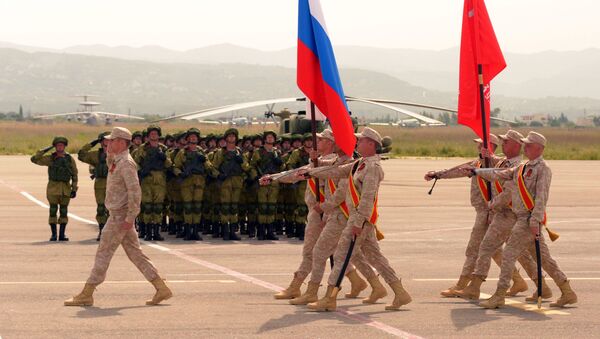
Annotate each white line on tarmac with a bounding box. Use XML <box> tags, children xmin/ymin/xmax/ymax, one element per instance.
<box><xmin>5</xmin><ymin>181</ymin><xmax>423</xmax><ymax>339</ymax></box>
<box><xmin>414</xmin><ymin>277</ymin><xmax>600</xmax><ymax>281</ymax></box>
<box><xmin>0</xmin><ymin>280</ymin><xmax>236</xmax><ymax>285</ymax></box>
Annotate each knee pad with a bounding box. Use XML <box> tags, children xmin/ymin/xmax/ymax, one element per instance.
<box><xmin>152</xmin><ymin>203</ymin><xmax>163</xmax><ymax>215</ymax></box>
<box><xmin>59</xmin><ymin>205</ymin><xmax>68</xmax><ymax>216</ymax></box>
<box><xmin>258</xmin><ymin>203</ymin><xmax>269</xmax><ymax>215</ymax></box>
<box><xmin>49</xmin><ymin>204</ymin><xmax>58</xmax><ymax>217</ymax></box>
<box><xmin>193</xmin><ymin>202</ymin><xmax>203</xmax><ymax>214</ymax></box>
<box><xmin>142</xmin><ymin>203</ymin><xmax>153</xmax><ymax>215</ymax></box>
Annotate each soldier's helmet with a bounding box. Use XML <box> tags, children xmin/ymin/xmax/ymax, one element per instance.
<box><xmin>263</xmin><ymin>130</ymin><xmax>277</xmax><ymax>139</ymax></box>
<box><xmin>142</xmin><ymin>130</ymin><xmax>148</xmax><ymax>138</ymax></box>
<box><xmin>377</xmin><ymin>136</ymin><xmax>393</xmax><ymax>154</ymax></box>
<box><xmin>165</xmin><ymin>134</ymin><xmax>175</xmax><ymax>142</ymax></box>
<box><xmin>146</xmin><ymin>124</ymin><xmax>162</xmax><ymax>137</ymax></box>
<box><xmin>281</xmin><ymin>134</ymin><xmax>292</xmax><ymax>142</ymax></box>
<box><xmin>204</xmin><ymin>133</ymin><xmax>215</xmax><ymax>142</ymax></box>
<box><xmin>132</xmin><ymin>131</ymin><xmax>143</xmax><ymax>139</ymax></box>
<box><xmin>251</xmin><ymin>134</ymin><xmax>263</xmax><ymax>142</ymax></box>
<box><xmin>52</xmin><ymin>136</ymin><xmax>69</xmax><ymax>146</ymax></box>
<box><xmin>98</xmin><ymin>131</ymin><xmax>111</xmax><ymax>140</ymax></box>
<box><xmin>186</xmin><ymin>127</ymin><xmax>201</xmax><ymax>140</ymax></box>
<box><xmin>224</xmin><ymin>128</ymin><xmax>239</xmax><ymax>139</ymax></box>
<box><xmin>302</xmin><ymin>132</ymin><xmax>313</xmax><ymax>141</ymax></box>
<box><xmin>291</xmin><ymin>134</ymin><xmax>303</xmax><ymax>142</ymax></box>
<box><xmin>176</xmin><ymin>130</ymin><xmax>188</xmax><ymax>141</ymax></box>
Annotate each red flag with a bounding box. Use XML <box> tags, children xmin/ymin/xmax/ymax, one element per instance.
<box><xmin>458</xmin><ymin>0</ymin><xmax>506</xmax><ymax>143</ymax></box>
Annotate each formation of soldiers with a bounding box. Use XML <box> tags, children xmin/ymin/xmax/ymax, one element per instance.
<box><xmin>32</xmin><ymin>125</ymin><xmax>318</xmax><ymax>243</ymax></box>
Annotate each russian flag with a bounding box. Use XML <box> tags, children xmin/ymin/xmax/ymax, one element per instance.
<box><xmin>297</xmin><ymin>0</ymin><xmax>356</xmax><ymax>156</ymax></box>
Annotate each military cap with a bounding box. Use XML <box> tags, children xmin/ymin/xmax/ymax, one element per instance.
<box><xmin>521</xmin><ymin>131</ymin><xmax>547</xmax><ymax>146</ymax></box>
<box><xmin>316</xmin><ymin>129</ymin><xmax>334</xmax><ymax>142</ymax></box>
<box><xmin>473</xmin><ymin>133</ymin><xmax>500</xmax><ymax>146</ymax></box>
<box><xmin>251</xmin><ymin>134</ymin><xmax>263</xmax><ymax>142</ymax></box>
<box><xmin>355</xmin><ymin>127</ymin><xmax>382</xmax><ymax>146</ymax></box>
<box><xmin>498</xmin><ymin>130</ymin><xmax>525</xmax><ymax>144</ymax></box>
<box><xmin>105</xmin><ymin>127</ymin><xmax>132</xmax><ymax>141</ymax></box>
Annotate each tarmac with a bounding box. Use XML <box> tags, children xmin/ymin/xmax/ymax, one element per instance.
<box><xmin>0</xmin><ymin>155</ymin><xmax>599</xmax><ymax>338</ymax></box>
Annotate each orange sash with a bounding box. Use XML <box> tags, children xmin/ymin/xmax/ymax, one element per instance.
<box><xmin>327</xmin><ymin>178</ymin><xmax>350</xmax><ymax>218</ymax></box>
<box><xmin>475</xmin><ymin>161</ymin><xmax>491</xmax><ymax>202</ymax></box>
<box><xmin>348</xmin><ymin>163</ymin><xmax>384</xmax><ymax>240</ymax></box>
<box><xmin>308</xmin><ymin>178</ymin><xmax>325</xmax><ymax>203</ymax></box>
<box><xmin>493</xmin><ymin>179</ymin><xmax>513</xmax><ymax>208</ymax></box>
<box><xmin>517</xmin><ymin>164</ymin><xmax>547</xmax><ymax>225</ymax></box>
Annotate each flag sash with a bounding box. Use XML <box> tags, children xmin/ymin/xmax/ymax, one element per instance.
<box><xmin>308</xmin><ymin>178</ymin><xmax>325</xmax><ymax>203</ymax></box>
<box><xmin>327</xmin><ymin>178</ymin><xmax>350</xmax><ymax>218</ymax></box>
<box><xmin>517</xmin><ymin>164</ymin><xmax>547</xmax><ymax>225</ymax></box>
<box><xmin>348</xmin><ymin>166</ymin><xmax>383</xmax><ymax>240</ymax></box>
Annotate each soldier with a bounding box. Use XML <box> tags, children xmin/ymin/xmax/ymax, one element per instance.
<box><xmin>285</xmin><ymin>133</ymin><xmax>313</xmax><ymax>240</ymax></box>
<box><xmin>244</xmin><ymin>134</ymin><xmax>264</xmax><ymax>238</ymax></box>
<box><xmin>162</xmin><ymin>134</ymin><xmax>176</xmax><ymax>232</ymax></box>
<box><xmin>275</xmin><ymin>134</ymin><xmax>293</xmax><ymax>235</ymax></box>
<box><xmin>424</xmin><ymin>135</ymin><xmax>528</xmax><ymax>298</ymax></box>
<box><xmin>304</xmin><ymin>128</ymin><xmax>411</xmax><ymax>311</ymax></box>
<box><xmin>469</xmin><ymin>132</ymin><xmax>577</xmax><ymax>309</ymax></box>
<box><xmin>455</xmin><ymin>130</ymin><xmax>540</xmax><ymax>300</ymax></box>
<box><xmin>31</xmin><ymin>136</ymin><xmax>78</xmax><ymax>241</ymax></box>
<box><xmin>251</xmin><ymin>130</ymin><xmax>284</xmax><ymax>240</ymax></box>
<box><xmin>78</xmin><ymin>131</ymin><xmax>111</xmax><ymax>241</ymax></box>
<box><xmin>64</xmin><ymin>127</ymin><xmax>172</xmax><ymax>307</ymax></box>
<box><xmin>174</xmin><ymin>128</ymin><xmax>217</xmax><ymax>241</ymax></box>
<box><xmin>212</xmin><ymin>128</ymin><xmax>251</xmax><ymax>240</ymax></box>
<box><xmin>201</xmin><ymin>134</ymin><xmax>217</xmax><ymax>235</ymax></box>
<box><xmin>130</xmin><ymin>131</ymin><xmax>143</xmax><ymax>154</ymax></box>
<box><xmin>132</xmin><ymin>125</ymin><xmax>172</xmax><ymax>241</ymax></box>
<box><xmin>167</xmin><ymin>132</ymin><xmax>187</xmax><ymax>237</ymax></box>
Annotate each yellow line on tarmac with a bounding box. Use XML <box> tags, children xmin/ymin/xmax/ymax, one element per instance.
<box><xmin>479</xmin><ymin>293</ymin><xmax>570</xmax><ymax>315</ymax></box>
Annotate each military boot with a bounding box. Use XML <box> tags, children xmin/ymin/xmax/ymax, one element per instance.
<box><xmin>161</xmin><ymin>216</ymin><xmax>168</xmax><ymax>232</ymax></box>
<box><xmin>153</xmin><ymin>224</ymin><xmax>164</xmax><ymax>241</ymax></box>
<box><xmin>257</xmin><ymin>224</ymin><xmax>266</xmax><ymax>240</ymax></box>
<box><xmin>96</xmin><ymin>223</ymin><xmax>105</xmax><ymax>242</ymax></box>
<box><xmin>64</xmin><ymin>283</ymin><xmax>96</xmax><ymax>306</ymax></box>
<box><xmin>176</xmin><ymin>222</ymin><xmax>185</xmax><ymax>238</ymax></box>
<box><xmin>440</xmin><ymin>275</ymin><xmax>470</xmax><ymax>297</ymax></box>
<box><xmin>201</xmin><ymin>219</ymin><xmax>210</xmax><ymax>235</ymax></box>
<box><xmin>222</xmin><ymin>223</ymin><xmax>231</xmax><ymax>241</ymax></box>
<box><xmin>525</xmin><ymin>278</ymin><xmax>553</xmax><ymax>302</ymax></box>
<box><xmin>296</xmin><ymin>223</ymin><xmax>305</xmax><ymax>241</ymax></box>
<box><xmin>58</xmin><ymin>224</ymin><xmax>69</xmax><ymax>241</ymax></box>
<box><xmin>229</xmin><ymin>223</ymin><xmax>241</xmax><ymax>241</ymax></box>
<box><xmin>144</xmin><ymin>223</ymin><xmax>154</xmax><ymax>241</ymax></box>
<box><xmin>290</xmin><ymin>281</ymin><xmax>320</xmax><ymax>305</ymax></box>
<box><xmin>266</xmin><ymin>223</ymin><xmax>279</xmax><ymax>240</ymax></box>
<box><xmin>307</xmin><ymin>285</ymin><xmax>337</xmax><ymax>312</ymax></box>
<box><xmin>49</xmin><ymin>224</ymin><xmax>57</xmax><ymax>241</ymax></box>
<box><xmin>345</xmin><ymin>270</ymin><xmax>368</xmax><ymax>298</ymax></box>
<box><xmin>248</xmin><ymin>221</ymin><xmax>256</xmax><ymax>238</ymax></box>
<box><xmin>183</xmin><ymin>224</ymin><xmax>192</xmax><ymax>240</ymax></box>
<box><xmin>456</xmin><ymin>276</ymin><xmax>484</xmax><ymax>300</ymax></box>
<box><xmin>240</xmin><ymin>221</ymin><xmax>248</xmax><ymax>235</ymax></box>
<box><xmin>385</xmin><ymin>280</ymin><xmax>412</xmax><ymax>310</ymax></box>
<box><xmin>286</xmin><ymin>222</ymin><xmax>296</xmax><ymax>238</ymax></box>
<box><xmin>362</xmin><ymin>276</ymin><xmax>388</xmax><ymax>304</ymax></box>
<box><xmin>138</xmin><ymin>222</ymin><xmax>146</xmax><ymax>239</ymax></box>
<box><xmin>275</xmin><ymin>220</ymin><xmax>283</xmax><ymax>235</ymax></box>
<box><xmin>479</xmin><ymin>288</ymin><xmax>506</xmax><ymax>309</ymax></box>
<box><xmin>274</xmin><ymin>276</ymin><xmax>303</xmax><ymax>299</ymax></box>
<box><xmin>550</xmin><ymin>280</ymin><xmax>577</xmax><ymax>307</ymax></box>
<box><xmin>191</xmin><ymin>224</ymin><xmax>202</xmax><ymax>241</ymax></box>
<box><xmin>168</xmin><ymin>219</ymin><xmax>177</xmax><ymax>235</ymax></box>
<box><xmin>212</xmin><ymin>222</ymin><xmax>222</xmax><ymax>238</ymax></box>
<box><xmin>146</xmin><ymin>278</ymin><xmax>173</xmax><ymax>305</ymax></box>
<box><xmin>507</xmin><ymin>269</ymin><xmax>529</xmax><ymax>296</ymax></box>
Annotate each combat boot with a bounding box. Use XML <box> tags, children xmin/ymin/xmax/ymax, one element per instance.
<box><xmin>192</xmin><ymin>224</ymin><xmax>202</xmax><ymax>241</ymax></box>
<box><xmin>362</xmin><ymin>275</ymin><xmax>388</xmax><ymax>304</ymax></box>
<box><xmin>212</xmin><ymin>222</ymin><xmax>222</xmax><ymax>238</ymax></box>
<box><xmin>456</xmin><ymin>276</ymin><xmax>484</xmax><ymax>300</ymax></box>
<box><xmin>287</xmin><ymin>222</ymin><xmax>296</xmax><ymax>238</ymax></box>
<box><xmin>257</xmin><ymin>224</ymin><xmax>266</xmax><ymax>240</ymax></box>
<box><xmin>138</xmin><ymin>221</ymin><xmax>146</xmax><ymax>239</ymax></box>
<box><xmin>58</xmin><ymin>223</ymin><xmax>69</xmax><ymax>241</ymax></box>
<box><xmin>345</xmin><ymin>270</ymin><xmax>368</xmax><ymax>298</ymax></box>
<box><xmin>385</xmin><ymin>280</ymin><xmax>412</xmax><ymax>310</ymax></box>
<box><xmin>168</xmin><ymin>219</ymin><xmax>177</xmax><ymax>235</ymax></box>
<box><xmin>275</xmin><ymin>220</ymin><xmax>283</xmax><ymax>235</ymax></box>
<box><xmin>146</xmin><ymin>278</ymin><xmax>173</xmax><ymax>305</ymax></box>
<box><xmin>507</xmin><ymin>269</ymin><xmax>528</xmax><ymax>296</ymax></box>
<box><xmin>525</xmin><ymin>278</ymin><xmax>553</xmax><ymax>302</ymax></box>
<box><xmin>479</xmin><ymin>288</ymin><xmax>506</xmax><ymax>309</ymax></box>
<box><xmin>273</xmin><ymin>276</ymin><xmax>303</xmax><ymax>299</ymax></box>
<box><xmin>290</xmin><ymin>281</ymin><xmax>320</xmax><ymax>305</ymax></box>
<box><xmin>307</xmin><ymin>285</ymin><xmax>337</xmax><ymax>312</ymax></box>
<box><xmin>440</xmin><ymin>275</ymin><xmax>470</xmax><ymax>297</ymax></box>
<box><xmin>96</xmin><ymin>223</ymin><xmax>104</xmax><ymax>241</ymax></box>
<box><xmin>201</xmin><ymin>220</ymin><xmax>210</xmax><ymax>235</ymax></box>
<box><xmin>64</xmin><ymin>283</ymin><xmax>96</xmax><ymax>306</ymax></box>
<box><xmin>183</xmin><ymin>224</ymin><xmax>192</xmax><ymax>241</ymax></box>
<box><xmin>248</xmin><ymin>221</ymin><xmax>256</xmax><ymax>238</ymax></box>
<box><xmin>266</xmin><ymin>223</ymin><xmax>279</xmax><ymax>240</ymax></box>
<box><xmin>222</xmin><ymin>223</ymin><xmax>231</xmax><ymax>241</ymax></box>
<box><xmin>550</xmin><ymin>280</ymin><xmax>577</xmax><ymax>307</ymax></box>
<box><xmin>296</xmin><ymin>223</ymin><xmax>305</xmax><ymax>241</ymax></box>
<box><xmin>49</xmin><ymin>224</ymin><xmax>57</xmax><ymax>241</ymax></box>
<box><xmin>161</xmin><ymin>216</ymin><xmax>168</xmax><ymax>232</ymax></box>
<box><xmin>176</xmin><ymin>222</ymin><xmax>185</xmax><ymax>238</ymax></box>
<box><xmin>144</xmin><ymin>223</ymin><xmax>154</xmax><ymax>241</ymax></box>
<box><xmin>153</xmin><ymin>224</ymin><xmax>164</xmax><ymax>241</ymax></box>
<box><xmin>229</xmin><ymin>223</ymin><xmax>241</xmax><ymax>241</ymax></box>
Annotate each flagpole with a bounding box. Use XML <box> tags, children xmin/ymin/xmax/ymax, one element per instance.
<box><xmin>477</xmin><ymin>64</ymin><xmax>492</xmax><ymax>201</ymax></box>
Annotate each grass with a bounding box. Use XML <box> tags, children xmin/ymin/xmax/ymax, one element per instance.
<box><xmin>1</xmin><ymin>121</ymin><xmax>599</xmax><ymax>160</ymax></box>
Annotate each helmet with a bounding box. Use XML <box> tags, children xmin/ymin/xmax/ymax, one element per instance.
<box><xmin>186</xmin><ymin>127</ymin><xmax>201</xmax><ymax>140</ymax></box>
<box><xmin>224</xmin><ymin>128</ymin><xmax>239</xmax><ymax>139</ymax></box>
<box><xmin>291</xmin><ymin>134</ymin><xmax>303</xmax><ymax>142</ymax></box>
<box><xmin>164</xmin><ymin>134</ymin><xmax>175</xmax><ymax>142</ymax></box>
<box><xmin>146</xmin><ymin>124</ymin><xmax>162</xmax><ymax>137</ymax></box>
<box><xmin>263</xmin><ymin>130</ymin><xmax>277</xmax><ymax>139</ymax></box>
<box><xmin>303</xmin><ymin>133</ymin><xmax>313</xmax><ymax>141</ymax></box>
<box><xmin>52</xmin><ymin>136</ymin><xmax>68</xmax><ymax>146</ymax></box>
<box><xmin>132</xmin><ymin>131</ymin><xmax>143</xmax><ymax>139</ymax></box>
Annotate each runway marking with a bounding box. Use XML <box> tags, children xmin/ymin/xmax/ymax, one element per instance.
<box><xmin>0</xmin><ymin>280</ymin><xmax>236</xmax><ymax>285</ymax></box>
<box><xmin>479</xmin><ymin>293</ymin><xmax>569</xmax><ymax>316</ymax></box>
<box><xmin>414</xmin><ymin>278</ymin><xmax>600</xmax><ymax>281</ymax></box>
<box><xmin>5</xmin><ymin>182</ymin><xmax>423</xmax><ymax>339</ymax></box>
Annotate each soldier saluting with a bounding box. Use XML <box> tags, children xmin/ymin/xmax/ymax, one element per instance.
<box><xmin>78</xmin><ymin>131</ymin><xmax>111</xmax><ymax>241</ymax></box>
<box><xmin>31</xmin><ymin>136</ymin><xmax>78</xmax><ymax>241</ymax></box>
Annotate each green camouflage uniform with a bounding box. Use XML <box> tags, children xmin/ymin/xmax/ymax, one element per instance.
<box><xmin>285</xmin><ymin>144</ymin><xmax>311</xmax><ymax>239</ymax></box>
<box><xmin>251</xmin><ymin>143</ymin><xmax>284</xmax><ymax>240</ymax></box>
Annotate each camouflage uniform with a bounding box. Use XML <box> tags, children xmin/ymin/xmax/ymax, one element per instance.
<box><xmin>31</xmin><ymin>136</ymin><xmax>78</xmax><ymax>241</ymax></box>
<box><xmin>285</xmin><ymin>135</ymin><xmax>312</xmax><ymax>239</ymax></box>
<box><xmin>78</xmin><ymin>132</ymin><xmax>110</xmax><ymax>240</ymax></box>
<box><xmin>87</xmin><ymin>148</ymin><xmax>159</xmax><ymax>285</ymax></box>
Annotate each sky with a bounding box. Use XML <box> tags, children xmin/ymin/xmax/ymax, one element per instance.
<box><xmin>1</xmin><ymin>0</ymin><xmax>599</xmax><ymax>53</ymax></box>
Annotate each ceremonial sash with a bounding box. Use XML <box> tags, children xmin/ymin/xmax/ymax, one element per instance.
<box><xmin>327</xmin><ymin>178</ymin><xmax>350</xmax><ymax>218</ymax></box>
<box><xmin>308</xmin><ymin>178</ymin><xmax>325</xmax><ymax>203</ymax></box>
<box><xmin>475</xmin><ymin>161</ymin><xmax>491</xmax><ymax>202</ymax></box>
<box><xmin>348</xmin><ymin>163</ymin><xmax>384</xmax><ymax>240</ymax></box>
<box><xmin>493</xmin><ymin>179</ymin><xmax>513</xmax><ymax>208</ymax></box>
<box><xmin>517</xmin><ymin>164</ymin><xmax>548</xmax><ymax>225</ymax></box>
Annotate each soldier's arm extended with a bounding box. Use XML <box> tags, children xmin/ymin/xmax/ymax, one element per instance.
<box><xmin>347</xmin><ymin>163</ymin><xmax>383</xmax><ymax>227</ymax></box>
<box><xmin>123</xmin><ymin>160</ymin><xmax>142</xmax><ymax>224</ymax></box>
<box><xmin>477</xmin><ymin>166</ymin><xmax>515</xmax><ymax>182</ymax></box>
<box><xmin>77</xmin><ymin>143</ymin><xmax>98</xmax><ymax>165</ymax></box>
<box><xmin>70</xmin><ymin>155</ymin><xmax>79</xmax><ymax>193</ymax></box>
<box><xmin>30</xmin><ymin>147</ymin><xmax>53</xmax><ymax>166</ymax></box>
<box><xmin>531</xmin><ymin>165</ymin><xmax>552</xmax><ymax>225</ymax></box>
<box><xmin>429</xmin><ymin>160</ymin><xmax>476</xmax><ymax>179</ymax></box>
<box><xmin>307</xmin><ymin>161</ymin><xmax>353</xmax><ymax>180</ymax></box>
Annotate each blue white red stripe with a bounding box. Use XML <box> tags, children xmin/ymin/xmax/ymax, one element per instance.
<box><xmin>297</xmin><ymin>0</ymin><xmax>356</xmax><ymax>156</ymax></box>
